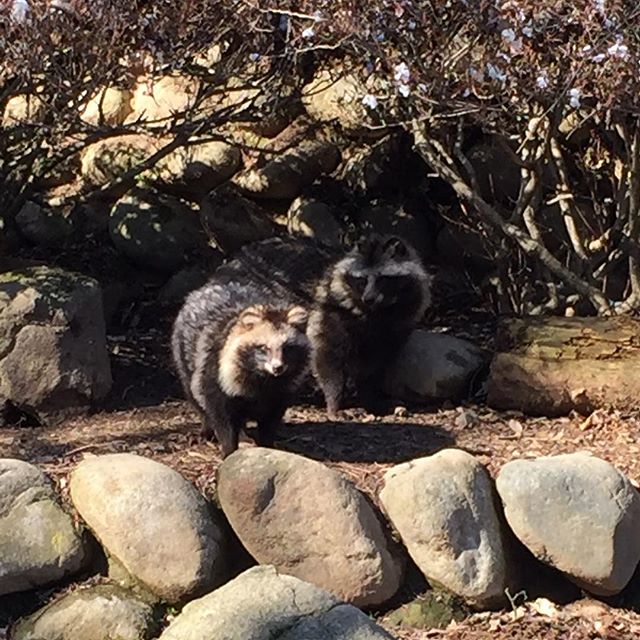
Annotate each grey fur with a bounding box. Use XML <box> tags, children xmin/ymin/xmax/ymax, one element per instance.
<box><xmin>171</xmin><ymin>265</ymin><xmax>311</xmax><ymax>458</ymax></box>
<box><xmin>225</xmin><ymin>234</ymin><xmax>432</xmax><ymax>415</ymax></box>
<box><xmin>309</xmin><ymin>234</ymin><xmax>432</xmax><ymax>414</ymax></box>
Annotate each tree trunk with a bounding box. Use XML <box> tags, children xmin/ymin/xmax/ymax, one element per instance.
<box><xmin>487</xmin><ymin>316</ymin><xmax>640</xmax><ymax>416</ymax></box>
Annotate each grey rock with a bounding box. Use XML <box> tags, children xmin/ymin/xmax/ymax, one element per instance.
<box><xmin>125</xmin><ymin>75</ymin><xmax>216</xmax><ymax>126</ymax></box>
<box><xmin>80</xmin><ymin>87</ymin><xmax>133</xmax><ymax>126</ymax></box>
<box><xmin>237</xmin><ymin>99</ymin><xmax>300</xmax><ymax>139</ymax></box>
<box><xmin>109</xmin><ymin>189</ymin><xmax>208</xmax><ymax>272</ymax></box>
<box><xmin>279</xmin><ymin>604</ymin><xmax>394</xmax><ymax>640</ymax></box>
<box><xmin>302</xmin><ymin>69</ymin><xmax>384</xmax><ymax>136</ymax></box>
<box><xmin>81</xmin><ymin>134</ymin><xmax>239</xmax><ymax>197</ymax></box>
<box><xmin>159</xmin><ymin>566</ymin><xmax>334</xmax><ymax>640</ymax></box>
<box><xmin>158</xmin><ymin>267</ymin><xmax>213</xmax><ymax>306</ymax></box>
<box><xmin>380</xmin><ymin>449</ymin><xmax>508</xmax><ymax>608</ymax></box>
<box><xmin>496</xmin><ymin>452</ymin><xmax>640</xmax><ymax>595</ymax></box>
<box><xmin>69</xmin><ymin>453</ymin><xmax>226</xmax><ymax>603</ymax></box>
<box><xmin>217</xmin><ymin>448</ymin><xmax>404</xmax><ymax>608</ymax></box>
<box><xmin>0</xmin><ymin>266</ymin><xmax>112</xmax><ymax>416</ymax></box>
<box><xmin>0</xmin><ymin>459</ymin><xmax>86</xmax><ymax>596</ymax></box>
<box><xmin>287</xmin><ymin>197</ymin><xmax>342</xmax><ymax>247</ymax></box>
<box><xmin>10</xmin><ymin>583</ymin><xmax>157</xmax><ymax>640</ymax></box>
<box><xmin>81</xmin><ymin>134</ymin><xmax>158</xmax><ymax>187</ymax></box>
<box><xmin>159</xmin><ymin>565</ymin><xmax>392</xmax><ymax>640</ymax></box>
<box><xmin>15</xmin><ymin>202</ymin><xmax>73</xmax><ymax>249</ymax></box>
<box><xmin>76</xmin><ymin>197</ymin><xmax>112</xmax><ymax>235</ymax></box>
<box><xmin>232</xmin><ymin>140</ymin><xmax>341</xmax><ymax>200</ymax></box>
<box><xmin>159</xmin><ymin>138</ymin><xmax>241</xmax><ymax>199</ymax></box>
<box><xmin>199</xmin><ymin>187</ymin><xmax>274</xmax><ymax>255</ymax></box>
<box><xmin>2</xmin><ymin>94</ymin><xmax>47</xmax><ymax>127</ymax></box>
<box><xmin>384</xmin><ymin>330</ymin><xmax>485</xmax><ymax>402</ymax></box>
<box><xmin>337</xmin><ymin>136</ymin><xmax>402</xmax><ymax>196</ymax></box>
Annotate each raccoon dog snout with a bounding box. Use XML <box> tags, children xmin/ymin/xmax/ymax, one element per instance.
<box><xmin>265</xmin><ymin>358</ymin><xmax>285</xmax><ymax>376</ymax></box>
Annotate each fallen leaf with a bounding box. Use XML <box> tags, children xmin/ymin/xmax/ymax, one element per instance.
<box><xmin>529</xmin><ymin>597</ymin><xmax>559</xmax><ymax>618</ymax></box>
<box><xmin>508</xmin><ymin>419</ymin><xmax>524</xmax><ymax>438</ymax></box>
<box><xmin>455</xmin><ymin>413</ymin><xmax>476</xmax><ymax>429</ymax></box>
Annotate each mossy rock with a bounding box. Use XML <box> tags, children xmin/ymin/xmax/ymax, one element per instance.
<box><xmin>0</xmin><ymin>266</ymin><xmax>98</xmax><ymax>361</ymax></box>
<box><xmin>109</xmin><ymin>189</ymin><xmax>208</xmax><ymax>272</ymax></box>
<box><xmin>0</xmin><ymin>265</ymin><xmax>111</xmax><ymax>415</ymax></box>
<box><xmin>10</xmin><ymin>583</ymin><xmax>162</xmax><ymax>640</ymax></box>
<box><xmin>15</xmin><ymin>201</ymin><xmax>75</xmax><ymax>249</ymax></box>
<box><xmin>0</xmin><ymin>266</ymin><xmax>97</xmax><ymax>302</ymax></box>
<box><xmin>0</xmin><ymin>459</ymin><xmax>87</xmax><ymax>598</ymax></box>
<box><xmin>385</xmin><ymin>590</ymin><xmax>471</xmax><ymax>630</ymax></box>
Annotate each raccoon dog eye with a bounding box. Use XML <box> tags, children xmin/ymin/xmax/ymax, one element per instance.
<box><xmin>346</xmin><ymin>274</ymin><xmax>367</xmax><ymax>291</ymax></box>
<box><xmin>379</xmin><ymin>275</ymin><xmax>410</xmax><ymax>289</ymax></box>
<box><xmin>384</xmin><ymin>237</ymin><xmax>408</xmax><ymax>259</ymax></box>
<box><xmin>283</xmin><ymin>342</ymin><xmax>305</xmax><ymax>360</ymax></box>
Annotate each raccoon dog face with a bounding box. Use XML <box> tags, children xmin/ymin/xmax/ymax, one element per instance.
<box><xmin>331</xmin><ymin>235</ymin><xmax>430</xmax><ymax>314</ymax></box>
<box><xmin>219</xmin><ymin>305</ymin><xmax>310</xmax><ymax>396</ymax></box>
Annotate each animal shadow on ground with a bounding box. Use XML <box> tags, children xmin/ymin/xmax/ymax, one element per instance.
<box><xmin>1</xmin><ymin>419</ymin><xmax>194</xmax><ymax>463</ymax></box>
<box><xmin>275</xmin><ymin>419</ymin><xmax>455</xmax><ymax>464</ymax></box>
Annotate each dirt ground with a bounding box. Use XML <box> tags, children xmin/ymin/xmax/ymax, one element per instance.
<box><xmin>2</xmin><ymin>317</ymin><xmax>640</xmax><ymax>639</ymax></box>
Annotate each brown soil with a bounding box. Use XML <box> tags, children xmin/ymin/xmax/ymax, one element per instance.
<box><xmin>2</xmin><ymin>318</ymin><xmax>640</xmax><ymax>639</ymax></box>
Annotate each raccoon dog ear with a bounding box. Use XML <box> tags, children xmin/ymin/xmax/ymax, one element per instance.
<box><xmin>286</xmin><ymin>306</ymin><xmax>309</xmax><ymax>330</ymax></box>
<box><xmin>238</xmin><ymin>306</ymin><xmax>265</xmax><ymax>330</ymax></box>
<box><xmin>354</xmin><ymin>235</ymin><xmax>369</xmax><ymax>253</ymax></box>
<box><xmin>354</xmin><ymin>233</ymin><xmax>382</xmax><ymax>256</ymax></box>
<box><xmin>384</xmin><ymin>236</ymin><xmax>408</xmax><ymax>259</ymax></box>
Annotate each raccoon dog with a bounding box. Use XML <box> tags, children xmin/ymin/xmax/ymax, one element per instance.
<box><xmin>171</xmin><ymin>273</ymin><xmax>310</xmax><ymax>458</ymax></box>
<box><xmin>308</xmin><ymin>234</ymin><xmax>432</xmax><ymax>415</ymax></box>
<box><xmin>223</xmin><ymin>233</ymin><xmax>431</xmax><ymax>416</ymax></box>
<box><xmin>220</xmin><ymin>235</ymin><xmax>340</xmax><ymax>304</ymax></box>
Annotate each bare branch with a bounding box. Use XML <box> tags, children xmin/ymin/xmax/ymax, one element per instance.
<box><xmin>412</xmin><ymin>120</ymin><xmax>611</xmax><ymax>314</ymax></box>
<box><xmin>549</xmin><ymin>136</ymin><xmax>589</xmax><ymax>260</ymax></box>
<box><xmin>617</xmin><ymin>121</ymin><xmax>640</xmax><ymax>313</ymax></box>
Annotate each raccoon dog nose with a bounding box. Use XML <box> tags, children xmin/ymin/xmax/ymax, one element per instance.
<box><xmin>362</xmin><ymin>280</ymin><xmax>378</xmax><ymax>305</ymax></box>
<box><xmin>269</xmin><ymin>361</ymin><xmax>285</xmax><ymax>376</ymax></box>
<box><xmin>362</xmin><ymin>290</ymin><xmax>377</xmax><ymax>305</ymax></box>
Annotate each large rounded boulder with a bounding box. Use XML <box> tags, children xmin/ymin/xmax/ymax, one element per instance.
<box><xmin>108</xmin><ymin>189</ymin><xmax>208</xmax><ymax>272</ymax></box>
<box><xmin>69</xmin><ymin>453</ymin><xmax>227</xmax><ymax>603</ymax></box>
<box><xmin>384</xmin><ymin>330</ymin><xmax>485</xmax><ymax>403</ymax></box>
<box><xmin>380</xmin><ymin>449</ymin><xmax>510</xmax><ymax>608</ymax></box>
<box><xmin>158</xmin><ymin>565</ymin><xmax>393</xmax><ymax>640</ymax></box>
<box><xmin>232</xmin><ymin>140</ymin><xmax>340</xmax><ymax>200</ymax></box>
<box><xmin>0</xmin><ymin>266</ymin><xmax>111</xmax><ymax>416</ymax></box>
<box><xmin>217</xmin><ymin>448</ymin><xmax>404</xmax><ymax>608</ymax></box>
<box><xmin>0</xmin><ymin>459</ymin><xmax>87</xmax><ymax>596</ymax></box>
<box><xmin>496</xmin><ymin>452</ymin><xmax>640</xmax><ymax>595</ymax></box>
<box><xmin>10</xmin><ymin>583</ymin><xmax>158</xmax><ymax>640</ymax></box>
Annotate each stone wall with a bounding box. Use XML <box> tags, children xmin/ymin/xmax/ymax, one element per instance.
<box><xmin>3</xmin><ymin>447</ymin><xmax>640</xmax><ymax>638</ymax></box>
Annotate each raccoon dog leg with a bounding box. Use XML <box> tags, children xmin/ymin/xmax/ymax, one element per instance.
<box><xmin>191</xmin><ymin>358</ymin><xmax>240</xmax><ymax>455</ymax></box>
<box><xmin>171</xmin><ymin>329</ymin><xmax>200</xmax><ymax>409</ymax></box>
<box><xmin>356</xmin><ymin>332</ymin><xmax>408</xmax><ymax>415</ymax></box>
<box><xmin>355</xmin><ymin>350</ymin><xmax>392</xmax><ymax>416</ymax></box>
<box><xmin>308</xmin><ymin>309</ymin><xmax>348</xmax><ymax>417</ymax></box>
<box><xmin>203</xmin><ymin>396</ymin><xmax>240</xmax><ymax>458</ymax></box>
<box><xmin>255</xmin><ymin>402</ymin><xmax>286</xmax><ymax>449</ymax></box>
<box><xmin>314</xmin><ymin>351</ymin><xmax>346</xmax><ymax>417</ymax></box>
<box><xmin>357</xmin><ymin>376</ymin><xmax>390</xmax><ymax>416</ymax></box>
